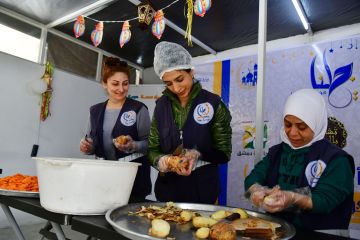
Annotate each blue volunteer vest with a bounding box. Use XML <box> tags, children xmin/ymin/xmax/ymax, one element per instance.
<box><xmin>89</xmin><ymin>98</ymin><xmax>151</xmax><ymax>202</ymax></box>
<box><xmin>155</xmin><ymin>89</ymin><xmax>221</xmax><ymax>155</ymax></box>
<box><xmin>153</xmin><ymin>89</ymin><xmax>222</xmax><ymax>203</ymax></box>
<box><xmin>266</xmin><ymin>139</ymin><xmax>354</xmax><ymax>230</ymax></box>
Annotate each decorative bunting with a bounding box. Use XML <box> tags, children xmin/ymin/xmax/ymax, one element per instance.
<box><xmin>73</xmin><ymin>15</ymin><xmax>85</xmax><ymax>38</ymax></box>
<box><xmin>152</xmin><ymin>10</ymin><xmax>166</xmax><ymax>40</ymax></box>
<box><xmin>73</xmin><ymin>0</ymin><xmax>211</xmax><ymax>48</ymax></box>
<box><xmin>119</xmin><ymin>21</ymin><xmax>131</xmax><ymax>48</ymax></box>
<box><xmin>91</xmin><ymin>21</ymin><xmax>104</xmax><ymax>47</ymax></box>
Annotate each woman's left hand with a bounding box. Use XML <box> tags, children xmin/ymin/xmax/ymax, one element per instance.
<box><xmin>113</xmin><ymin>135</ymin><xmax>137</xmax><ymax>153</ymax></box>
<box><xmin>174</xmin><ymin>149</ymin><xmax>200</xmax><ymax>176</ymax></box>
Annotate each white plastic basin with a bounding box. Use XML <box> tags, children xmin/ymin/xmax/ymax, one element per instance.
<box><xmin>33</xmin><ymin>157</ymin><xmax>140</xmax><ymax>215</ymax></box>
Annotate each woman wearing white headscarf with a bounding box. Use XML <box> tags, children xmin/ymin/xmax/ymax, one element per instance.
<box><xmin>245</xmin><ymin>89</ymin><xmax>354</xmax><ymax>233</ymax></box>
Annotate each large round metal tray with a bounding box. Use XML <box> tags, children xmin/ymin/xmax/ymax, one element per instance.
<box><xmin>0</xmin><ymin>188</ymin><xmax>39</xmax><ymax>198</ymax></box>
<box><xmin>106</xmin><ymin>202</ymin><xmax>296</xmax><ymax>240</ymax></box>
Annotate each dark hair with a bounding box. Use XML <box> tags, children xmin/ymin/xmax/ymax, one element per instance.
<box><xmin>102</xmin><ymin>57</ymin><xmax>130</xmax><ymax>84</ymax></box>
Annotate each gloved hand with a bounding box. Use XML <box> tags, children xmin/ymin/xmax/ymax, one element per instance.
<box><xmin>182</xmin><ymin>149</ymin><xmax>201</xmax><ymax>170</ymax></box>
<box><xmin>80</xmin><ymin>137</ymin><xmax>94</xmax><ymax>154</ymax></box>
<box><xmin>246</xmin><ymin>183</ymin><xmax>272</xmax><ymax>207</ymax></box>
<box><xmin>261</xmin><ymin>189</ymin><xmax>313</xmax><ymax>213</ymax></box>
<box><xmin>157</xmin><ymin>154</ymin><xmax>193</xmax><ymax>176</ymax></box>
<box><xmin>113</xmin><ymin>135</ymin><xmax>137</xmax><ymax>153</ymax></box>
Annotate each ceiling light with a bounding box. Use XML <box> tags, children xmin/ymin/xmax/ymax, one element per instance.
<box><xmin>291</xmin><ymin>0</ymin><xmax>309</xmax><ymax>31</ymax></box>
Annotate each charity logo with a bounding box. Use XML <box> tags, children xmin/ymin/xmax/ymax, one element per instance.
<box><xmin>120</xmin><ymin>110</ymin><xmax>136</xmax><ymax>126</ymax></box>
<box><xmin>310</xmin><ymin>47</ymin><xmax>357</xmax><ymax>108</ymax></box>
<box><xmin>305</xmin><ymin>160</ymin><xmax>327</xmax><ymax>187</ymax></box>
<box><xmin>324</xmin><ymin>116</ymin><xmax>348</xmax><ymax>148</ymax></box>
<box><xmin>193</xmin><ymin>102</ymin><xmax>214</xmax><ymax>124</ymax></box>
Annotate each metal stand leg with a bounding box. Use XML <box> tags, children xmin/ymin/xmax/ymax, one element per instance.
<box><xmin>50</xmin><ymin>221</ymin><xmax>66</xmax><ymax>240</ymax></box>
<box><xmin>0</xmin><ymin>203</ymin><xmax>26</xmax><ymax>240</ymax></box>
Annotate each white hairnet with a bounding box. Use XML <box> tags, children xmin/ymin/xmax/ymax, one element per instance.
<box><xmin>280</xmin><ymin>89</ymin><xmax>328</xmax><ymax>149</ymax></box>
<box><xmin>153</xmin><ymin>41</ymin><xmax>193</xmax><ymax>79</ymax></box>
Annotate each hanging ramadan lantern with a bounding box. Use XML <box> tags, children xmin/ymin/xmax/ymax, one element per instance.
<box><xmin>152</xmin><ymin>10</ymin><xmax>165</xmax><ymax>40</ymax></box>
<box><xmin>137</xmin><ymin>1</ymin><xmax>155</xmax><ymax>30</ymax></box>
<box><xmin>91</xmin><ymin>21</ymin><xmax>104</xmax><ymax>47</ymax></box>
<box><xmin>73</xmin><ymin>15</ymin><xmax>85</xmax><ymax>38</ymax></box>
<box><xmin>40</xmin><ymin>62</ymin><xmax>54</xmax><ymax>121</ymax></box>
<box><xmin>194</xmin><ymin>0</ymin><xmax>212</xmax><ymax>17</ymax></box>
<box><xmin>119</xmin><ymin>21</ymin><xmax>131</xmax><ymax>48</ymax></box>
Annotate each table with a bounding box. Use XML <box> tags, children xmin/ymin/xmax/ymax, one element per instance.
<box><xmin>71</xmin><ymin>215</ymin><xmax>129</xmax><ymax>240</ymax></box>
<box><xmin>0</xmin><ymin>194</ymin><xmax>69</xmax><ymax>240</ymax></box>
<box><xmin>71</xmin><ymin>213</ymin><xmax>357</xmax><ymax>240</ymax></box>
<box><xmin>0</xmin><ymin>194</ymin><xmax>357</xmax><ymax>240</ymax></box>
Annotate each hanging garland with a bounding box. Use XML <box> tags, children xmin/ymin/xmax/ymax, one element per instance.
<box><xmin>185</xmin><ymin>0</ymin><xmax>194</xmax><ymax>46</ymax></box>
<box><xmin>73</xmin><ymin>0</ymin><xmax>212</xmax><ymax>48</ymax></box>
<box><xmin>40</xmin><ymin>62</ymin><xmax>54</xmax><ymax>121</ymax></box>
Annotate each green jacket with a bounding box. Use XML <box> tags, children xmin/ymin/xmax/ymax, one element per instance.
<box><xmin>245</xmin><ymin>143</ymin><xmax>354</xmax><ymax>228</ymax></box>
<box><xmin>148</xmin><ymin>82</ymin><xmax>232</xmax><ymax>166</ymax></box>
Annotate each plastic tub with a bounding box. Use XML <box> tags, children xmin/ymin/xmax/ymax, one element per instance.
<box><xmin>33</xmin><ymin>157</ymin><xmax>140</xmax><ymax>215</ymax></box>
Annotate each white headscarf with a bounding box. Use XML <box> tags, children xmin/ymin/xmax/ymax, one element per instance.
<box><xmin>280</xmin><ymin>89</ymin><xmax>328</xmax><ymax>149</ymax></box>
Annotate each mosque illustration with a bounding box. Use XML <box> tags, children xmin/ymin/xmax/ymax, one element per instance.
<box><xmin>242</xmin><ymin>64</ymin><xmax>257</xmax><ymax>86</ymax></box>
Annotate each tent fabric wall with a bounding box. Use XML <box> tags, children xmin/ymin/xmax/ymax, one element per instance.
<box><xmin>194</xmin><ymin>34</ymin><xmax>360</xmax><ymax>230</ymax></box>
<box><xmin>0</xmin><ymin>51</ymin><xmax>107</xmax><ymax>227</ymax></box>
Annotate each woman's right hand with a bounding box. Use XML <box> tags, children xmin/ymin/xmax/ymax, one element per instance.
<box><xmin>80</xmin><ymin>137</ymin><xmax>93</xmax><ymax>154</ymax></box>
<box><xmin>247</xmin><ymin>183</ymin><xmax>272</xmax><ymax>207</ymax></box>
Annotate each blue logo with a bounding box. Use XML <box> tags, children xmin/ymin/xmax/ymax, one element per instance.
<box><xmin>305</xmin><ymin>160</ymin><xmax>327</xmax><ymax>187</ymax></box>
<box><xmin>310</xmin><ymin>49</ymin><xmax>354</xmax><ymax>108</ymax></box>
<box><xmin>193</xmin><ymin>103</ymin><xmax>214</xmax><ymax>125</ymax></box>
<box><xmin>120</xmin><ymin>111</ymin><xmax>136</xmax><ymax>126</ymax></box>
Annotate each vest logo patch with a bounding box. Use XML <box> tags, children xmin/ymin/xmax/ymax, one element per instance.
<box><xmin>193</xmin><ymin>102</ymin><xmax>214</xmax><ymax>125</ymax></box>
<box><xmin>120</xmin><ymin>111</ymin><xmax>136</xmax><ymax>126</ymax></box>
<box><xmin>305</xmin><ymin>160</ymin><xmax>327</xmax><ymax>188</ymax></box>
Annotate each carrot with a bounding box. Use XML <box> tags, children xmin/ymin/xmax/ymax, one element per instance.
<box><xmin>0</xmin><ymin>174</ymin><xmax>39</xmax><ymax>192</ymax></box>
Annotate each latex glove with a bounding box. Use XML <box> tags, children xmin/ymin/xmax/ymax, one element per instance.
<box><xmin>261</xmin><ymin>190</ymin><xmax>313</xmax><ymax>213</ymax></box>
<box><xmin>80</xmin><ymin>137</ymin><xmax>93</xmax><ymax>154</ymax></box>
<box><xmin>182</xmin><ymin>149</ymin><xmax>201</xmax><ymax>170</ymax></box>
<box><xmin>246</xmin><ymin>183</ymin><xmax>272</xmax><ymax>207</ymax></box>
<box><xmin>113</xmin><ymin>135</ymin><xmax>137</xmax><ymax>153</ymax></box>
<box><xmin>157</xmin><ymin>155</ymin><xmax>192</xmax><ymax>176</ymax></box>
<box><xmin>157</xmin><ymin>155</ymin><xmax>171</xmax><ymax>173</ymax></box>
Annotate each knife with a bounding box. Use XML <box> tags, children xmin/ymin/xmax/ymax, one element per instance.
<box><xmin>172</xmin><ymin>130</ymin><xmax>184</xmax><ymax>156</ymax></box>
<box><xmin>172</xmin><ymin>143</ymin><xmax>184</xmax><ymax>156</ymax></box>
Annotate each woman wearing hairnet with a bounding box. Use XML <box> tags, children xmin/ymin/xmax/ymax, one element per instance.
<box><xmin>245</xmin><ymin>89</ymin><xmax>354</xmax><ymax>236</ymax></box>
<box><xmin>148</xmin><ymin>41</ymin><xmax>232</xmax><ymax>203</ymax></box>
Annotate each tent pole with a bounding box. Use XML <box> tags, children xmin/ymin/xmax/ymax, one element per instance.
<box><xmin>255</xmin><ymin>0</ymin><xmax>267</xmax><ymax>164</ymax></box>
